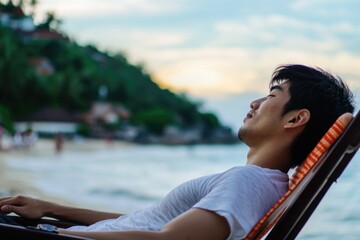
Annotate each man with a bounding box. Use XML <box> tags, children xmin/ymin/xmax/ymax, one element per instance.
<box><xmin>0</xmin><ymin>64</ymin><xmax>355</xmax><ymax>240</ymax></box>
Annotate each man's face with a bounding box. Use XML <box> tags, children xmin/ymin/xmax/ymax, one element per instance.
<box><xmin>238</xmin><ymin>82</ymin><xmax>291</xmax><ymax>145</ymax></box>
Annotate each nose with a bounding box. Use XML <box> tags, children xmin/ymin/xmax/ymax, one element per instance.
<box><xmin>250</xmin><ymin>97</ymin><xmax>265</xmax><ymax>110</ymax></box>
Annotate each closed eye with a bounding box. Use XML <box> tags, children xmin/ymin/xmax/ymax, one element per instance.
<box><xmin>267</xmin><ymin>94</ymin><xmax>275</xmax><ymax>99</ymax></box>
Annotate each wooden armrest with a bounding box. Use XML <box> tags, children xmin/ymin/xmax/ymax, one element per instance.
<box><xmin>0</xmin><ymin>223</ymin><xmax>94</xmax><ymax>240</ymax></box>
<box><xmin>9</xmin><ymin>215</ymin><xmax>80</xmax><ymax>228</ymax></box>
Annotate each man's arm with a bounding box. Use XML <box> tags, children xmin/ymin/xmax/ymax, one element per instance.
<box><xmin>0</xmin><ymin>195</ymin><xmax>122</xmax><ymax>225</ymax></box>
<box><xmin>59</xmin><ymin>208</ymin><xmax>230</xmax><ymax>240</ymax></box>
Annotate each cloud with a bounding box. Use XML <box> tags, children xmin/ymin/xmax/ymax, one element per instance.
<box><xmin>68</xmin><ymin>13</ymin><xmax>359</xmax><ymax>102</ymax></box>
<box><xmin>32</xmin><ymin>1</ymin><xmax>359</xmax><ymax>106</ymax></box>
<box><xmin>145</xmin><ymin>46</ymin><xmax>360</xmax><ymax>100</ymax></box>
<box><xmin>125</xmin><ymin>30</ymin><xmax>188</xmax><ymax>48</ymax></box>
<box><xmin>290</xmin><ymin>0</ymin><xmax>347</xmax><ymax>10</ymax></box>
<box><xmin>81</xmin><ymin>28</ymin><xmax>188</xmax><ymax>48</ymax></box>
<box><xmin>212</xmin><ymin>14</ymin><xmax>358</xmax><ymax>51</ymax></box>
<box><xmin>36</xmin><ymin>0</ymin><xmax>183</xmax><ymax>20</ymax></box>
<box><xmin>153</xmin><ymin>58</ymin><xmax>260</xmax><ymax>97</ymax></box>
<box><xmin>147</xmin><ymin>48</ymin><xmax>264</xmax><ymax>96</ymax></box>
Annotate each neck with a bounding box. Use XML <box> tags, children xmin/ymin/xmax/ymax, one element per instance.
<box><xmin>246</xmin><ymin>142</ymin><xmax>291</xmax><ymax>174</ymax></box>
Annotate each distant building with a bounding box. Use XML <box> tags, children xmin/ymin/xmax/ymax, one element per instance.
<box><xmin>0</xmin><ymin>4</ymin><xmax>35</xmax><ymax>31</ymax></box>
<box><xmin>86</xmin><ymin>102</ymin><xmax>131</xmax><ymax>124</ymax></box>
<box><xmin>85</xmin><ymin>102</ymin><xmax>130</xmax><ymax>126</ymax></box>
<box><xmin>15</xmin><ymin>107</ymin><xmax>83</xmax><ymax>136</ymax></box>
<box><xmin>83</xmin><ymin>102</ymin><xmax>132</xmax><ymax>138</ymax></box>
<box><xmin>28</xmin><ymin>57</ymin><xmax>55</xmax><ymax>76</ymax></box>
<box><xmin>30</xmin><ymin>28</ymin><xmax>66</xmax><ymax>41</ymax></box>
<box><xmin>0</xmin><ymin>3</ymin><xmax>66</xmax><ymax>42</ymax></box>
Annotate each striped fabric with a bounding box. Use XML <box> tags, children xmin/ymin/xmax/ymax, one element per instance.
<box><xmin>245</xmin><ymin>113</ymin><xmax>353</xmax><ymax>240</ymax></box>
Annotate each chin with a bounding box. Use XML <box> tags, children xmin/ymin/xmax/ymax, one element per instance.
<box><xmin>238</xmin><ymin>127</ymin><xmax>245</xmax><ymax>141</ymax></box>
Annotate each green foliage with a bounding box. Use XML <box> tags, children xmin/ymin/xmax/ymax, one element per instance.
<box><xmin>0</xmin><ymin>19</ymin><xmax>225</xmax><ymax>135</ymax></box>
<box><xmin>200</xmin><ymin>112</ymin><xmax>220</xmax><ymax>129</ymax></box>
<box><xmin>0</xmin><ymin>105</ymin><xmax>14</xmax><ymax>134</ymax></box>
<box><xmin>0</xmin><ymin>26</ymin><xmax>40</xmax><ymax>118</ymax></box>
<box><xmin>132</xmin><ymin>108</ymin><xmax>175</xmax><ymax>135</ymax></box>
<box><xmin>76</xmin><ymin>123</ymin><xmax>91</xmax><ymax>137</ymax></box>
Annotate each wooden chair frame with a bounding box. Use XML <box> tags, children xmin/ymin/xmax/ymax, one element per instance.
<box><xmin>265</xmin><ymin>110</ymin><xmax>359</xmax><ymax>239</ymax></box>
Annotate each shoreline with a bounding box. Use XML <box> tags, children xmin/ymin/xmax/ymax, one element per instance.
<box><xmin>0</xmin><ymin>138</ymin><xmax>132</xmax><ymax>209</ymax></box>
<box><xmin>1</xmin><ymin>137</ymin><xmax>133</xmax><ymax>155</ymax></box>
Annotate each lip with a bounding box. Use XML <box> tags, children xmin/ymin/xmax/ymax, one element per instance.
<box><xmin>243</xmin><ymin>111</ymin><xmax>254</xmax><ymax>122</ymax></box>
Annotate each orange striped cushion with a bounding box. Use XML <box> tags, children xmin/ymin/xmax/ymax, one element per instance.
<box><xmin>289</xmin><ymin>113</ymin><xmax>352</xmax><ymax>189</ymax></box>
<box><xmin>245</xmin><ymin>113</ymin><xmax>353</xmax><ymax>240</ymax></box>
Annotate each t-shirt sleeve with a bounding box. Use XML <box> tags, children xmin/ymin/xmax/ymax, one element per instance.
<box><xmin>193</xmin><ymin>167</ymin><xmax>283</xmax><ymax>240</ymax></box>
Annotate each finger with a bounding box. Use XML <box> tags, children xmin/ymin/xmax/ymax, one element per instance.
<box><xmin>1</xmin><ymin>205</ymin><xmax>29</xmax><ymax>216</ymax></box>
<box><xmin>0</xmin><ymin>204</ymin><xmax>16</xmax><ymax>214</ymax></box>
<box><xmin>0</xmin><ymin>198</ymin><xmax>20</xmax><ymax>207</ymax></box>
<box><xmin>0</xmin><ymin>196</ymin><xmax>13</xmax><ymax>203</ymax></box>
<box><xmin>0</xmin><ymin>199</ymin><xmax>26</xmax><ymax>213</ymax></box>
<box><xmin>0</xmin><ymin>197</ymin><xmax>15</xmax><ymax>209</ymax></box>
<box><xmin>0</xmin><ymin>195</ymin><xmax>29</xmax><ymax>206</ymax></box>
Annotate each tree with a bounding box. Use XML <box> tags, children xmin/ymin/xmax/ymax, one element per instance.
<box><xmin>29</xmin><ymin>0</ymin><xmax>37</xmax><ymax>16</ymax></box>
<box><xmin>132</xmin><ymin>108</ymin><xmax>175</xmax><ymax>135</ymax></box>
<box><xmin>0</xmin><ymin>105</ymin><xmax>14</xmax><ymax>133</ymax></box>
<box><xmin>0</xmin><ymin>9</ymin><xmax>229</xmax><ymax>137</ymax></box>
<box><xmin>22</xmin><ymin>0</ymin><xmax>38</xmax><ymax>17</ymax></box>
<box><xmin>0</xmin><ymin>26</ymin><xmax>37</xmax><ymax>118</ymax></box>
<box><xmin>38</xmin><ymin>11</ymin><xmax>62</xmax><ymax>30</ymax></box>
<box><xmin>201</xmin><ymin>112</ymin><xmax>220</xmax><ymax>129</ymax></box>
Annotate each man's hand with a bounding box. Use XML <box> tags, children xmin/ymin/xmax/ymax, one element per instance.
<box><xmin>0</xmin><ymin>195</ymin><xmax>122</xmax><ymax>225</ymax></box>
<box><xmin>0</xmin><ymin>195</ymin><xmax>50</xmax><ymax>219</ymax></box>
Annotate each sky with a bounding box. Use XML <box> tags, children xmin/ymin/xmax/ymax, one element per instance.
<box><xmin>12</xmin><ymin>0</ymin><xmax>360</xmax><ymax>130</ymax></box>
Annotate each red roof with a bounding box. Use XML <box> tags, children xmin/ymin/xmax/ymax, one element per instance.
<box><xmin>32</xmin><ymin>29</ymin><xmax>65</xmax><ymax>40</ymax></box>
<box><xmin>12</xmin><ymin>6</ymin><xmax>24</xmax><ymax>17</ymax></box>
<box><xmin>23</xmin><ymin>107</ymin><xmax>83</xmax><ymax>123</ymax></box>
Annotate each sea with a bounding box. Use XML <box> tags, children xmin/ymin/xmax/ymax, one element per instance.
<box><xmin>3</xmin><ymin>143</ymin><xmax>360</xmax><ymax>239</ymax></box>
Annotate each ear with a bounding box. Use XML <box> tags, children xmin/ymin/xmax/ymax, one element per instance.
<box><xmin>284</xmin><ymin>109</ymin><xmax>310</xmax><ymax>129</ymax></box>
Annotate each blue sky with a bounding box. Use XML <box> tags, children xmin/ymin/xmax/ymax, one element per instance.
<box><xmin>15</xmin><ymin>0</ymin><xmax>360</xmax><ymax>129</ymax></box>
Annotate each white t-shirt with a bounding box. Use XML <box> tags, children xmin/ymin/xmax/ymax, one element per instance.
<box><xmin>68</xmin><ymin>165</ymin><xmax>289</xmax><ymax>239</ymax></box>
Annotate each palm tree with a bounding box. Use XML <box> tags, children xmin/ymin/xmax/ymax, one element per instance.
<box><xmin>28</xmin><ymin>0</ymin><xmax>37</xmax><ymax>17</ymax></box>
<box><xmin>3</xmin><ymin>0</ymin><xmax>15</xmax><ymax>12</ymax></box>
<box><xmin>38</xmin><ymin>11</ymin><xmax>62</xmax><ymax>30</ymax></box>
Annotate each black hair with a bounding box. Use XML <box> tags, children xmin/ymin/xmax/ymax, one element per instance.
<box><xmin>270</xmin><ymin>64</ymin><xmax>355</xmax><ymax>167</ymax></box>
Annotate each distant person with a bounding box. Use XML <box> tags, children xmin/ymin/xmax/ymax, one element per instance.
<box><xmin>0</xmin><ymin>64</ymin><xmax>355</xmax><ymax>240</ymax></box>
<box><xmin>54</xmin><ymin>133</ymin><xmax>64</xmax><ymax>153</ymax></box>
<box><xmin>22</xmin><ymin>129</ymin><xmax>37</xmax><ymax>149</ymax></box>
<box><xmin>12</xmin><ymin>131</ymin><xmax>23</xmax><ymax>150</ymax></box>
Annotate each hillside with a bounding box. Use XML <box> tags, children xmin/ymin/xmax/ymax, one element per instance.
<box><xmin>0</xmin><ymin>1</ymin><xmax>237</xmax><ymax>144</ymax></box>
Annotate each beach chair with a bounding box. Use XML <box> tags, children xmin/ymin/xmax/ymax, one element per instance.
<box><xmin>0</xmin><ymin>111</ymin><xmax>359</xmax><ymax>240</ymax></box>
<box><xmin>246</xmin><ymin>111</ymin><xmax>360</xmax><ymax>239</ymax></box>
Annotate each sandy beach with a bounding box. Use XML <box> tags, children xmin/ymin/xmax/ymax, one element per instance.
<box><xmin>0</xmin><ymin>138</ymin><xmax>132</xmax><ymax>208</ymax></box>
